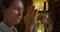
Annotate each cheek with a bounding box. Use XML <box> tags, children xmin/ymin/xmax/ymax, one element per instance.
<box><xmin>8</xmin><ymin>10</ymin><xmax>18</xmax><ymax>19</ymax></box>
<box><xmin>10</xmin><ymin>9</ymin><xmax>23</xmax><ymax>19</ymax></box>
<box><xmin>13</xmin><ymin>10</ymin><xmax>23</xmax><ymax>19</ymax></box>
<box><xmin>12</xmin><ymin>9</ymin><xmax>19</xmax><ymax>15</ymax></box>
<box><xmin>14</xmin><ymin>10</ymin><xmax>18</xmax><ymax>15</ymax></box>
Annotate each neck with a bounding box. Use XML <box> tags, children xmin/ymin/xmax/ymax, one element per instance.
<box><xmin>3</xmin><ymin>16</ymin><xmax>14</xmax><ymax>30</ymax></box>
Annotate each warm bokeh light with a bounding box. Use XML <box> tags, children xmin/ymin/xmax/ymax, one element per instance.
<box><xmin>37</xmin><ymin>29</ymin><xmax>42</xmax><ymax>32</ymax></box>
<box><xmin>33</xmin><ymin>0</ymin><xmax>48</xmax><ymax>32</ymax></box>
<box><xmin>46</xmin><ymin>2</ymin><xmax>48</xmax><ymax>11</ymax></box>
<box><xmin>37</xmin><ymin>21</ymin><xmax>44</xmax><ymax>32</ymax></box>
<box><xmin>33</xmin><ymin>0</ymin><xmax>48</xmax><ymax>11</ymax></box>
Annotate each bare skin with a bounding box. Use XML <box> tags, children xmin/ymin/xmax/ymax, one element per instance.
<box><xmin>24</xmin><ymin>5</ymin><xmax>37</xmax><ymax>32</ymax></box>
<box><xmin>2</xmin><ymin>0</ymin><xmax>23</xmax><ymax>30</ymax></box>
<box><xmin>2</xmin><ymin>0</ymin><xmax>37</xmax><ymax>32</ymax></box>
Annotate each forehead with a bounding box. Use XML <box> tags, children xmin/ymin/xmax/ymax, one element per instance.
<box><xmin>11</xmin><ymin>0</ymin><xmax>24</xmax><ymax>8</ymax></box>
<box><xmin>19</xmin><ymin>1</ymin><xmax>24</xmax><ymax>8</ymax></box>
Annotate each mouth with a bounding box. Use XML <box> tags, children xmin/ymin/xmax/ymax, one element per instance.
<box><xmin>16</xmin><ymin>16</ymin><xmax>20</xmax><ymax>19</ymax></box>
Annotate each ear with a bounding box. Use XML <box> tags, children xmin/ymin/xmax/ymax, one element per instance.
<box><xmin>2</xmin><ymin>6</ymin><xmax>6</xmax><ymax>14</ymax></box>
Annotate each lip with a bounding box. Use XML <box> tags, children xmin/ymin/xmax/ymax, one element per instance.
<box><xmin>17</xmin><ymin>16</ymin><xmax>20</xmax><ymax>19</ymax></box>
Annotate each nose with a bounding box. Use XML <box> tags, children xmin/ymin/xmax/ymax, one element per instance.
<box><xmin>17</xmin><ymin>10</ymin><xmax>23</xmax><ymax>16</ymax></box>
<box><xmin>17</xmin><ymin>11</ymin><xmax>21</xmax><ymax>16</ymax></box>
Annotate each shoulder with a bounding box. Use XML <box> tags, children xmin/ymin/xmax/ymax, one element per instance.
<box><xmin>0</xmin><ymin>31</ymin><xmax>1</xmax><ymax>32</ymax></box>
<box><xmin>0</xmin><ymin>22</ymin><xmax>5</xmax><ymax>32</ymax></box>
<box><xmin>0</xmin><ymin>28</ymin><xmax>3</xmax><ymax>32</ymax></box>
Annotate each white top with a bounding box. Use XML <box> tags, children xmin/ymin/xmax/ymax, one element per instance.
<box><xmin>0</xmin><ymin>22</ymin><xmax>18</xmax><ymax>32</ymax></box>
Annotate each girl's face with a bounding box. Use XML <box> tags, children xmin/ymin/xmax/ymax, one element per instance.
<box><xmin>3</xmin><ymin>0</ymin><xmax>24</xmax><ymax>24</ymax></box>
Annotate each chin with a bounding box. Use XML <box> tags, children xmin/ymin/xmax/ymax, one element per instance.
<box><xmin>15</xmin><ymin>20</ymin><xmax>21</xmax><ymax>24</ymax></box>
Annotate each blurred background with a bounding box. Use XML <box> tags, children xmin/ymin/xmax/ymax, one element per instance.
<box><xmin>2</xmin><ymin>0</ymin><xmax>59</xmax><ymax>32</ymax></box>
<box><xmin>0</xmin><ymin>0</ymin><xmax>60</xmax><ymax>32</ymax></box>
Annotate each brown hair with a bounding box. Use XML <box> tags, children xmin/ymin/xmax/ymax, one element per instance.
<box><xmin>0</xmin><ymin>0</ymin><xmax>14</xmax><ymax>21</ymax></box>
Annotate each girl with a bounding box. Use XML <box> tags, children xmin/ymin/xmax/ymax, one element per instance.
<box><xmin>0</xmin><ymin>0</ymin><xmax>37</xmax><ymax>32</ymax></box>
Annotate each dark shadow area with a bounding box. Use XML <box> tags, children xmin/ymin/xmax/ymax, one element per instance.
<box><xmin>48</xmin><ymin>0</ymin><xmax>60</xmax><ymax>32</ymax></box>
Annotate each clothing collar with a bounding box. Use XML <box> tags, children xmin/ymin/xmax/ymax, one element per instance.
<box><xmin>0</xmin><ymin>22</ymin><xmax>18</xmax><ymax>32</ymax></box>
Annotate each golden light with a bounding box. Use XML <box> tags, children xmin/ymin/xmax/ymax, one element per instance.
<box><xmin>33</xmin><ymin>0</ymin><xmax>48</xmax><ymax>11</ymax></box>
<box><xmin>37</xmin><ymin>29</ymin><xmax>42</xmax><ymax>32</ymax></box>
<box><xmin>33</xmin><ymin>0</ymin><xmax>48</xmax><ymax>32</ymax></box>
<box><xmin>46</xmin><ymin>14</ymin><xmax>49</xmax><ymax>19</ymax></box>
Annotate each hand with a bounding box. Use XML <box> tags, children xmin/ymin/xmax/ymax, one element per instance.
<box><xmin>24</xmin><ymin>5</ymin><xmax>37</xmax><ymax>27</ymax></box>
<box><xmin>24</xmin><ymin>5</ymin><xmax>37</xmax><ymax>32</ymax></box>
